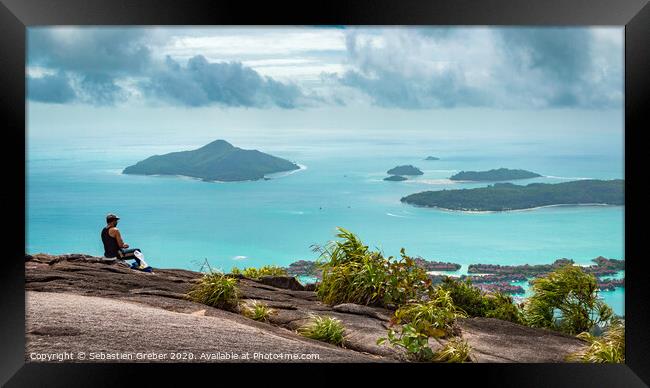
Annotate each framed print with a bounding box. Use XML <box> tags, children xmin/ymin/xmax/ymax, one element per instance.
<box><xmin>1</xmin><ymin>0</ymin><xmax>649</xmax><ymax>386</ymax></box>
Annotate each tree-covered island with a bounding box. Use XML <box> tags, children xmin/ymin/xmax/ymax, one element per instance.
<box><xmin>123</xmin><ymin>139</ymin><xmax>300</xmax><ymax>182</ymax></box>
<box><xmin>401</xmin><ymin>179</ymin><xmax>624</xmax><ymax>211</ymax></box>
<box><xmin>450</xmin><ymin>168</ymin><xmax>542</xmax><ymax>181</ymax></box>
<box><xmin>387</xmin><ymin>165</ymin><xmax>423</xmax><ymax>175</ymax></box>
<box><xmin>384</xmin><ymin>175</ymin><xmax>408</xmax><ymax>181</ymax></box>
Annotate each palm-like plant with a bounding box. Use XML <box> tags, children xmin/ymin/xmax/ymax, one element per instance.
<box><xmin>314</xmin><ymin>227</ymin><xmax>431</xmax><ymax>307</ymax></box>
<box><xmin>524</xmin><ymin>264</ymin><xmax>613</xmax><ymax>335</ymax></box>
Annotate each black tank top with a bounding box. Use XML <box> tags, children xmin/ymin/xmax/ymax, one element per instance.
<box><xmin>101</xmin><ymin>226</ymin><xmax>121</xmax><ymax>258</ymax></box>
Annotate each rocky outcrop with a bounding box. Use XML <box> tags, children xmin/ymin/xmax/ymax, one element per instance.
<box><xmin>25</xmin><ymin>254</ymin><xmax>588</xmax><ymax>363</ymax></box>
<box><xmin>256</xmin><ymin>275</ymin><xmax>306</xmax><ymax>291</ymax></box>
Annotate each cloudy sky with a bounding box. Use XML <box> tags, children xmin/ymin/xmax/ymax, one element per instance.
<box><xmin>27</xmin><ymin>26</ymin><xmax>623</xmax><ymax>151</ymax></box>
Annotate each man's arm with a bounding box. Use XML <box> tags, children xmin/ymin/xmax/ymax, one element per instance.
<box><xmin>109</xmin><ymin>228</ymin><xmax>129</xmax><ymax>248</ymax></box>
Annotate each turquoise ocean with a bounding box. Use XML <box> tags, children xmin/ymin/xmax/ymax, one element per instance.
<box><xmin>26</xmin><ymin>132</ymin><xmax>625</xmax><ymax>315</ymax></box>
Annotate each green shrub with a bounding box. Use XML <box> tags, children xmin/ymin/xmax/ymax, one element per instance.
<box><xmin>567</xmin><ymin>320</ymin><xmax>625</xmax><ymax>363</ymax></box>
<box><xmin>378</xmin><ymin>323</ymin><xmax>434</xmax><ymax>361</ymax></box>
<box><xmin>231</xmin><ymin>265</ymin><xmax>288</xmax><ymax>279</ymax></box>
<box><xmin>298</xmin><ymin>315</ymin><xmax>346</xmax><ymax>346</ymax></box>
<box><xmin>392</xmin><ymin>287</ymin><xmax>465</xmax><ymax>338</ymax></box>
<box><xmin>378</xmin><ymin>288</ymin><xmax>467</xmax><ymax>361</ymax></box>
<box><xmin>439</xmin><ymin>277</ymin><xmax>523</xmax><ymax>324</ymax></box>
<box><xmin>440</xmin><ymin>277</ymin><xmax>485</xmax><ymax>315</ymax></box>
<box><xmin>314</xmin><ymin>227</ymin><xmax>431</xmax><ymax>307</ymax></box>
<box><xmin>432</xmin><ymin>337</ymin><xmax>474</xmax><ymax>363</ymax></box>
<box><xmin>523</xmin><ymin>265</ymin><xmax>613</xmax><ymax>335</ymax></box>
<box><xmin>484</xmin><ymin>293</ymin><xmax>524</xmax><ymax>323</ymax></box>
<box><xmin>187</xmin><ymin>272</ymin><xmax>239</xmax><ymax>310</ymax></box>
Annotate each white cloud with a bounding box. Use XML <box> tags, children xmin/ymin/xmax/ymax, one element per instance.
<box><xmin>27</xmin><ymin>26</ymin><xmax>622</xmax><ymax>110</ymax></box>
<box><xmin>160</xmin><ymin>28</ymin><xmax>346</xmax><ymax>58</ymax></box>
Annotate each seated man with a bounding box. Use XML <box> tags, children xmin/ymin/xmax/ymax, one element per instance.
<box><xmin>101</xmin><ymin>213</ymin><xmax>151</xmax><ymax>271</ymax></box>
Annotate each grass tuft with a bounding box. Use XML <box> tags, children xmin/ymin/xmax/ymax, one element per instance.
<box><xmin>241</xmin><ymin>300</ymin><xmax>276</xmax><ymax>322</ymax></box>
<box><xmin>432</xmin><ymin>337</ymin><xmax>474</xmax><ymax>363</ymax></box>
<box><xmin>187</xmin><ymin>271</ymin><xmax>239</xmax><ymax>310</ymax></box>
<box><xmin>567</xmin><ymin>320</ymin><xmax>625</xmax><ymax>363</ymax></box>
<box><xmin>298</xmin><ymin>315</ymin><xmax>346</xmax><ymax>346</ymax></box>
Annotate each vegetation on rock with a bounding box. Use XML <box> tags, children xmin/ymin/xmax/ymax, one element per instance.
<box><xmin>313</xmin><ymin>227</ymin><xmax>431</xmax><ymax>307</ymax></box>
<box><xmin>390</xmin><ymin>288</ymin><xmax>465</xmax><ymax>338</ymax></box>
<box><xmin>377</xmin><ymin>323</ymin><xmax>434</xmax><ymax>361</ymax></box>
<box><xmin>186</xmin><ymin>230</ymin><xmax>619</xmax><ymax>363</ymax></box>
<box><xmin>298</xmin><ymin>315</ymin><xmax>346</xmax><ymax>346</ymax></box>
<box><xmin>241</xmin><ymin>300</ymin><xmax>276</xmax><ymax>322</ymax></box>
<box><xmin>439</xmin><ymin>277</ymin><xmax>524</xmax><ymax>324</ymax></box>
<box><xmin>567</xmin><ymin>319</ymin><xmax>625</xmax><ymax>363</ymax></box>
<box><xmin>187</xmin><ymin>271</ymin><xmax>240</xmax><ymax>310</ymax></box>
<box><xmin>432</xmin><ymin>337</ymin><xmax>474</xmax><ymax>363</ymax></box>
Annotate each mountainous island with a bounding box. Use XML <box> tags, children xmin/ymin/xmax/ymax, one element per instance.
<box><xmin>384</xmin><ymin>175</ymin><xmax>408</xmax><ymax>181</ymax></box>
<box><xmin>123</xmin><ymin>139</ymin><xmax>300</xmax><ymax>182</ymax></box>
<box><xmin>401</xmin><ymin>179</ymin><xmax>624</xmax><ymax>211</ymax></box>
<box><xmin>425</xmin><ymin>156</ymin><xmax>440</xmax><ymax>161</ymax></box>
<box><xmin>450</xmin><ymin>168</ymin><xmax>542</xmax><ymax>181</ymax></box>
<box><xmin>387</xmin><ymin>165</ymin><xmax>423</xmax><ymax>175</ymax></box>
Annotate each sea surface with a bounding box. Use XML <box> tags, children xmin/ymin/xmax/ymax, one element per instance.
<box><xmin>26</xmin><ymin>133</ymin><xmax>625</xmax><ymax>315</ymax></box>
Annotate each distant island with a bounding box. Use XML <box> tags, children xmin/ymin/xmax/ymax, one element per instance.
<box><xmin>401</xmin><ymin>179</ymin><xmax>624</xmax><ymax>211</ymax></box>
<box><xmin>384</xmin><ymin>175</ymin><xmax>408</xmax><ymax>181</ymax></box>
<box><xmin>123</xmin><ymin>140</ymin><xmax>300</xmax><ymax>182</ymax></box>
<box><xmin>424</xmin><ymin>156</ymin><xmax>440</xmax><ymax>161</ymax></box>
<box><xmin>387</xmin><ymin>165</ymin><xmax>423</xmax><ymax>176</ymax></box>
<box><xmin>450</xmin><ymin>168</ymin><xmax>542</xmax><ymax>181</ymax></box>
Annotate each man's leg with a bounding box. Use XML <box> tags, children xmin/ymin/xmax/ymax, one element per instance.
<box><xmin>119</xmin><ymin>248</ymin><xmax>142</xmax><ymax>266</ymax></box>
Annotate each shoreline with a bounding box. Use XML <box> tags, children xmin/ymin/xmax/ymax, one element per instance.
<box><xmin>405</xmin><ymin>203</ymin><xmax>622</xmax><ymax>214</ymax></box>
<box><xmin>123</xmin><ymin>163</ymin><xmax>307</xmax><ymax>183</ymax></box>
<box><xmin>27</xmin><ymin>251</ymin><xmax>625</xmax><ymax>277</ymax></box>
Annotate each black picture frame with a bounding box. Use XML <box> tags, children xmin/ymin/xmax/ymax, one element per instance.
<box><xmin>1</xmin><ymin>0</ymin><xmax>648</xmax><ymax>386</ymax></box>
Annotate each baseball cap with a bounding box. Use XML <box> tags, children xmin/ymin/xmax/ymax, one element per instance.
<box><xmin>106</xmin><ymin>213</ymin><xmax>120</xmax><ymax>222</ymax></box>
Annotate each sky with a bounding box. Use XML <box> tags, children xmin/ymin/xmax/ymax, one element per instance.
<box><xmin>26</xmin><ymin>26</ymin><xmax>624</xmax><ymax>152</ymax></box>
